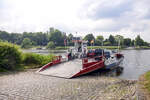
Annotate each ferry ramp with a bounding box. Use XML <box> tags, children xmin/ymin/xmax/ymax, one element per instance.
<box><xmin>38</xmin><ymin>59</ymin><xmax>83</xmax><ymax>78</ymax></box>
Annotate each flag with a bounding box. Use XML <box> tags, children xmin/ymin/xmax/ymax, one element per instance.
<box><xmin>91</xmin><ymin>40</ymin><xmax>94</xmax><ymax>44</ymax></box>
<box><xmin>64</xmin><ymin>39</ymin><xmax>67</xmax><ymax>46</ymax></box>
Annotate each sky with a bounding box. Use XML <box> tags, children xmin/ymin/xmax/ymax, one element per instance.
<box><xmin>0</xmin><ymin>0</ymin><xmax>150</xmax><ymax>41</ymax></box>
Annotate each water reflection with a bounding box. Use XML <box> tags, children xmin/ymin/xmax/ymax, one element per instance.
<box><xmin>119</xmin><ymin>50</ymin><xmax>150</xmax><ymax>80</ymax></box>
<box><xmin>84</xmin><ymin>66</ymin><xmax>124</xmax><ymax>78</ymax></box>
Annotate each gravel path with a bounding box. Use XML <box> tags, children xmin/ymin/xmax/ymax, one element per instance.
<box><xmin>0</xmin><ymin>69</ymin><xmax>137</xmax><ymax>100</ymax></box>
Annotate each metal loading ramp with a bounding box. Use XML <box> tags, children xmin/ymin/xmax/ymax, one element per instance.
<box><xmin>38</xmin><ymin>59</ymin><xmax>83</xmax><ymax>78</ymax></box>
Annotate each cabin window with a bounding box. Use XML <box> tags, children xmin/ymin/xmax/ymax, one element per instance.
<box><xmin>104</xmin><ymin>52</ymin><xmax>110</xmax><ymax>58</ymax></box>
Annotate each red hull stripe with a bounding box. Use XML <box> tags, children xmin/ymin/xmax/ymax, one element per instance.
<box><xmin>38</xmin><ymin>59</ymin><xmax>61</xmax><ymax>72</ymax></box>
<box><xmin>72</xmin><ymin>60</ymin><xmax>104</xmax><ymax>78</ymax></box>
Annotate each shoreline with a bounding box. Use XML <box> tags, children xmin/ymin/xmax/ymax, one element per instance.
<box><xmin>138</xmin><ymin>72</ymin><xmax>150</xmax><ymax>99</ymax></box>
<box><xmin>0</xmin><ymin>69</ymin><xmax>138</xmax><ymax>100</ymax></box>
<box><xmin>21</xmin><ymin>47</ymin><xmax>150</xmax><ymax>55</ymax></box>
<box><xmin>23</xmin><ymin>46</ymin><xmax>150</xmax><ymax>51</ymax></box>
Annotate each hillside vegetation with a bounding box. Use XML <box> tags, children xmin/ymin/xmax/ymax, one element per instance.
<box><xmin>0</xmin><ymin>42</ymin><xmax>54</xmax><ymax>72</ymax></box>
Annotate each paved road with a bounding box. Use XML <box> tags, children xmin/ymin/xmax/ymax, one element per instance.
<box><xmin>0</xmin><ymin>69</ymin><xmax>137</xmax><ymax>100</ymax></box>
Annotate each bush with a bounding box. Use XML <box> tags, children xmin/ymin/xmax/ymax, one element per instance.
<box><xmin>22</xmin><ymin>53</ymin><xmax>55</xmax><ymax>66</ymax></box>
<box><xmin>0</xmin><ymin>42</ymin><xmax>55</xmax><ymax>71</ymax></box>
<box><xmin>46</xmin><ymin>41</ymin><xmax>55</xmax><ymax>49</ymax></box>
<box><xmin>21</xmin><ymin>38</ymin><xmax>32</xmax><ymax>49</ymax></box>
<box><xmin>0</xmin><ymin>42</ymin><xmax>22</xmax><ymax>70</ymax></box>
<box><xmin>104</xmin><ymin>41</ymin><xmax>111</xmax><ymax>46</ymax></box>
<box><xmin>55</xmin><ymin>46</ymin><xmax>69</xmax><ymax>50</ymax></box>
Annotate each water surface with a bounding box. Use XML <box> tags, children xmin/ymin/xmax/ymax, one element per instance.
<box><xmin>23</xmin><ymin>49</ymin><xmax>150</xmax><ymax>80</ymax></box>
<box><xmin>119</xmin><ymin>50</ymin><xmax>150</xmax><ymax>80</ymax></box>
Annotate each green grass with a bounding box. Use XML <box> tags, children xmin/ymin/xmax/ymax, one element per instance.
<box><xmin>22</xmin><ymin>46</ymin><xmax>125</xmax><ymax>50</ymax></box>
<box><xmin>22</xmin><ymin>64</ymin><xmax>41</xmax><ymax>69</ymax></box>
<box><xmin>87</xmin><ymin>46</ymin><xmax>122</xmax><ymax>50</ymax></box>
<box><xmin>0</xmin><ymin>65</ymin><xmax>25</xmax><ymax>72</ymax></box>
<box><xmin>53</xmin><ymin>46</ymin><xmax>122</xmax><ymax>50</ymax></box>
<box><xmin>54</xmin><ymin>46</ymin><xmax>70</xmax><ymax>50</ymax></box>
<box><xmin>50</xmin><ymin>46</ymin><xmax>122</xmax><ymax>50</ymax></box>
<box><xmin>0</xmin><ymin>67</ymin><xmax>8</xmax><ymax>72</ymax></box>
<box><xmin>22</xmin><ymin>46</ymin><xmax>70</xmax><ymax>50</ymax></box>
<box><xmin>140</xmin><ymin>46</ymin><xmax>150</xmax><ymax>49</ymax></box>
<box><xmin>144</xmin><ymin>71</ymin><xmax>150</xmax><ymax>92</ymax></box>
<box><xmin>54</xmin><ymin>46</ymin><xmax>150</xmax><ymax>50</ymax></box>
<box><xmin>135</xmin><ymin>46</ymin><xmax>150</xmax><ymax>49</ymax></box>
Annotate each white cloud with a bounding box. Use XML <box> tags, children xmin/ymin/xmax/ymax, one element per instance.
<box><xmin>0</xmin><ymin>0</ymin><xmax>150</xmax><ymax>41</ymax></box>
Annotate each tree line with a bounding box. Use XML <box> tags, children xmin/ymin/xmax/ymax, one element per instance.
<box><xmin>0</xmin><ymin>28</ymin><xmax>67</xmax><ymax>48</ymax></box>
<box><xmin>84</xmin><ymin>34</ymin><xmax>149</xmax><ymax>47</ymax></box>
<box><xmin>0</xmin><ymin>27</ymin><xmax>149</xmax><ymax>48</ymax></box>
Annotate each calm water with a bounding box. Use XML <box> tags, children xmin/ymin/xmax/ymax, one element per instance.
<box><xmin>119</xmin><ymin>50</ymin><xmax>150</xmax><ymax>80</ymax></box>
<box><xmin>23</xmin><ymin>49</ymin><xmax>150</xmax><ymax>80</ymax></box>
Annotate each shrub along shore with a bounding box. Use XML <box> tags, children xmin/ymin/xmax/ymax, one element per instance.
<box><xmin>33</xmin><ymin>45</ymin><xmax>150</xmax><ymax>50</ymax></box>
<box><xmin>1</xmin><ymin>41</ymin><xmax>150</xmax><ymax>72</ymax></box>
<box><xmin>0</xmin><ymin>42</ymin><xmax>55</xmax><ymax>72</ymax></box>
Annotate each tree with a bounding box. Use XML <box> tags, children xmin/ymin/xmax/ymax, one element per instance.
<box><xmin>21</xmin><ymin>38</ymin><xmax>32</xmax><ymax>49</ymax></box>
<box><xmin>0</xmin><ymin>31</ymin><xmax>10</xmax><ymax>42</ymax></box>
<box><xmin>115</xmin><ymin>35</ymin><xmax>124</xmax><ymax>46</ymax></box>
<box><xmin>135</xmin><ymin>35</ymin><xmax>144</xmax><ymax>46</ymax></box>
<box><xmin>49</xmin><ymin>29</ymin><xmax>64</xmax><ymax>46</ymax></box>
<box><xmin>9</xmin><ymin>33</ymin><xmax>23</xmax><ymax>45</ymax></box>
<box><xmin>123</xmin><ymin>38</ymin><xmax>131</xmax><ymax>46</ymax></box>
<box><xmin>108</xmin><ymin>35</ymin><xmax>116</xmax><ymax>46</ymax></box>
<box><xmin>46</xmin><ymin>41</ymin><xmax>55</xmax><ymax>49</ymax></box>
<box><xmin>131</xmin><ymin>40</ymin><xmax>135</xmax><ymax>46</ymax></box>
<box><xmin>22</xmin><ymin>32</ymin><xmax>49</xmax><ymax>46</ymax></box>
<box><xmin>84</xmin><ymin>34</ymin><xmax>95</xmax><ymax>46</ymax></box>
<box><xmin>95</xmin><ymin>35</ymin><xmax>104</xmax><ymax>46</ymax></box>
<box><xmin>143</xmin><ymin>42</ymin><xmax>149</xmax><ymax>46</ymax></box>
<box><xmin>49</xmin><ymin>27</ymin><xmax>54</xmax><ymax>34</ymax></box>
<box><xmin>67</xmin><ymin>33</ymin><xmax>74</xmax><ymax>46</ymax></box>
<box><xmin>33</xmin><ymin>32</ymin><xmax>48</xmax><ymax>46</ymax></box>
<box><xmin>22</xmin><ymin>32</ymin><xmax>35</xmax><ymax>44</ymax></box>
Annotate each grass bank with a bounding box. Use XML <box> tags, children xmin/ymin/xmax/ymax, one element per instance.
<box><xmin>143</xmin><ymin>71</ymin><xmax>150</xmax><ymax>92</ymax></box>
<box><xmin>138</xmin><ymin>71</ymin><xmax>150</xmax><ymax>99</ymax></box>
<box><xmin>135</xmin><ymin>46</ymin><xmax>150</xmax><ymax>50</ymax></box>
<box><xmin>32</xmin><ymin>46</ymin><xmax>123</xmax><ymax>50</ymax></box>
<box><xmin>0</xmin><ymin>42</ymin><xmax>55</xmax><ymax>72</ymax></box>
<box><xmin>49</xmin><ymin>46</ymin><xmax>122</xmax><ymax>50</ymax></box>
<box><xmin>87</xmin><ymin>46</ymin><xmax>123</xmax><ymax>50</ymax></box>
<box><xmin>23</xmin><ymin>45</ymin><xmax>150</xmax><ymax>51</ymax></box>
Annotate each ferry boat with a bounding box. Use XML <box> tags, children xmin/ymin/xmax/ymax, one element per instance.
<box><xmin>37</xmin><ymin>37</ymin><xmax>124</xmax><ymax>78</ymax></box>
